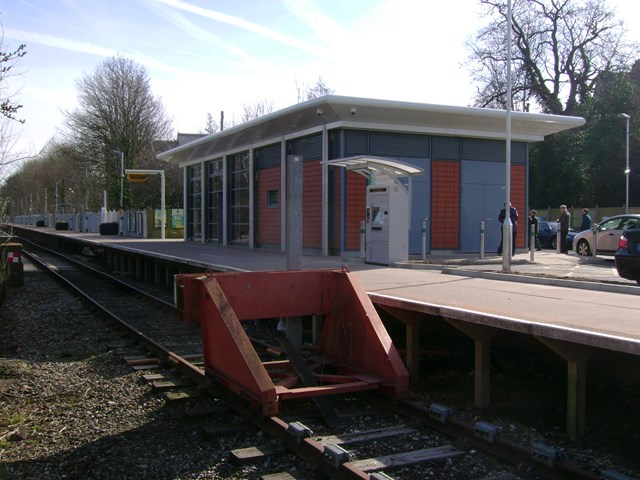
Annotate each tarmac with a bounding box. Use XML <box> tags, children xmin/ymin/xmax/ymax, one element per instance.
<box><xmin>396</xmin><ymin>248</ymin><xmax>640</xmax><ymax>296</ymax></box>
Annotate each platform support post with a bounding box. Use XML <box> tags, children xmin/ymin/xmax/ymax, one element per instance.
<box><xmin>285</xmin><ymin>155</ymin><xmax>303</xmax><ymax>350</ymax></box>
<box><xmin>135</xmin><ymin>256</ymin><xmax>143</xmax><ymax>280</ymax></box>
<box><xmin>406</xmin><ymin>318</ymin><xmax>422</xmax><ymax>380</ymax></box>
<box><xmin>154</xmin><ymin>262</ymin><xmax>162</xmax><ymax>285</ymax></box>
<box><xmin>127</xmin><ymin>255</ymin><xmax>135</xmax><ymax>276</ymax></box>
<box><xmin>446</xmin><ymin>319</ymin><xmax>496</xmax><ymax>409</ymax></box>
<box><xmin>311</xmin><ymin>314</ymin><xmax>324</xmax><ymax>345</ymax></box>
<box><xmin>536</xmin><ymin>337</ymin><xmax>591</xmax><ymax>439</ymax></box>
<box><xmin>144</xmin><ymin>260</ymin><xmax>152</xmax><ymax>283</ymax></box>
<box><xmin>376</xmin><ymin>305</ymin><xmax>423</xmax><ymax>381</ymax></box>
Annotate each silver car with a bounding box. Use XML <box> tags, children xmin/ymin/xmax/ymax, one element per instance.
<box><xmin>573</xmin><ymin>214</ymin><xmax>640</xmax><ymax>256</ymax></box>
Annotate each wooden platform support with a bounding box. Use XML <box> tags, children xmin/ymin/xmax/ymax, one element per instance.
<box><xmin>376</xmin><ymin>305</ymin><xmax>424</xmax><ymax>381</ymax></box>
<box><xmin>535</xmin><ymin>336</ymin><xmax>591</xmax><ymax>439</ymax></box>
<box><xmin>445</xmin><ymin>318</ymin><xmax>497</xmax><ymax>409</ymax></box>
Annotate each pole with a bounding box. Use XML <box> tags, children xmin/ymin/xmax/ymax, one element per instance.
<box><xmin>360</xmin><ymin>220</ymin><xmax>366</xmax><ymax>259</ymax></box>
<box><xmin>119</xmin><ymin>152</ymin><xmax>124</xmax><ymax>210</ymax></box>
<box><xmin>421</xmin><ymin>218</ymin><xmax>427</xmax><ymax>261</ymax></box>
<box><xmin>480</xmin><ymin>221</ymin><xmax>485</xmax><ymax>259</ymax></box>
<box><xmin>530</xmin><ymin>224</ymin><xmax>535</xmax><ymax>261</ymax></box>
<box><xmin>502</xmin><ymin>0</ymin><xmax>513</xmax><ymax>273</ymax></box>
<box><xmin>618</xmin><ymin>113</ymin><xmax>631</xmax><ymax>213</ymax></box>
<box><xmin>626</xmin><ymin>115</ymin><xmax>630</xmax><ymax>214</ymax></box>
<box><xmin>160</xmin><ymin>171</ymin><xmax>166</xmax><ymax>240</ymax></box>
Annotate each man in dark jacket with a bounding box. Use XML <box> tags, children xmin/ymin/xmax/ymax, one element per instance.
<box><xmin>498</xmin><ymin>202</ymin><xmax>518</xmax><ymax>256</ymax></box>
<box><xmin>558</xmin><ymin>204</ymin><xmax>571</xmax><ymax>254</ymax></box>
<box><xmin>580</xmin><ymin>208</ymin><xmax>592</xmax><ymax>232</ymax></box>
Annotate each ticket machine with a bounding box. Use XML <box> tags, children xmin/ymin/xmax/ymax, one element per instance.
<box><xmin>366</xmin><ymin>182</ymin><xmax>410</xmax><ymax>264</ymax></box>
<box><xmin>328</xmin><ymin>156</ymin><xmax>423</xmax><ymax>265</ymax></box>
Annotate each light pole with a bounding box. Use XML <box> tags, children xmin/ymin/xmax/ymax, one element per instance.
<box><xmin>110</xmin><ymin>150</ymin><xmax>124</xmax><ymax>210</ymax></box>
<box><xmin>618</xmin><ymin>113</ymin><xmax>630</xmax><ymax>213</ymax></box>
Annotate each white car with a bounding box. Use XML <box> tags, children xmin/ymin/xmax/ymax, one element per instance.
<box><xmin>573</xmin><ymin>214</ymin><xmax>640</xmax><ymax>256</ymax></box>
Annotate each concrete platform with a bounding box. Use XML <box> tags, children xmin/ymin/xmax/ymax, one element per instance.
<box><xmin>7</xmin><ymin>224</ymin><xmax>640</xmax><ymax>438</ymax></box>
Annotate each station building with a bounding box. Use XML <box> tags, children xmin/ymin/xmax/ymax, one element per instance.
<box><xmin>158</xmin><ymin>96</ymin><xmax>584</xmax><ymax>258</ymax></box>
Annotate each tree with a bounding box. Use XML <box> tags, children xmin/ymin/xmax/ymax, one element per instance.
<box><xmin>0</xmin><ymin>29</ymin><xmax>26</xmax><ymax>123</ymax></box>
<box><xmin>239</xmin><ymin>99</ymin><xmax>275</xmax><ymax>123</ymax></box>
<box><xmin>203</xmin><ymin>112</ymin><xmax>219</xmax><ymax>134</ymax></box>
<box><xmin>296</xmin><ymin>76</ymin><xmax>334</xmax><ymax>103</ymax></box>
<box><xmin>63</xmin><ymin>55</ymin><xmax>173</xmax><ymax>210</ymax></box>
<box><xmin>578</xmin><ymin>67</ymin><xmax>639</xmax><ymax>206</ymax></box>
<box><xmin>467</xmin><ymin>0</ymin><xmax>636</xmax><ymax>115</ymax></box>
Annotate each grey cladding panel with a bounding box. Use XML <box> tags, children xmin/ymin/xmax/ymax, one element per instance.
<box><xmin>345</xmin><ymin>130</ymin><xmax>369</xmax><ymax>156</ymax></box>
<box><xmin>289</xmin><ymin>134</ymin><xmax>322</xmax><ymax>161</ymax></box>
<box><xmin>462</xmin><ymin>138</ymin><xmax>526</xmax><ymax>163</ymax></box>
<box><xmin>432</xmin><ymin>136</ymin><xmax>460</xmax><ymax>160</ymax></box>
<box><xmin>370</xmin><ymin>132</ymin><xmax>430</xmax><ymax>158</ymax></box>
<box><xmin>256</xmin><ymin>144</ymin><xmax>281</xmax><ymax>169</ymax></box>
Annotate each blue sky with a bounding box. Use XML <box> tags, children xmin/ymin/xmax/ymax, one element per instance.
<box><xmin>2</xmin><ymin>0</ymin><xmax>640</xmax><ymax>157</ymax></box>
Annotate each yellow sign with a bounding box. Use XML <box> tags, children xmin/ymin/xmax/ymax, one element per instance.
<box><xmin>127</xmin><ymin>173</ymin><xmax>149</xmax><ymax>183</ymax></box>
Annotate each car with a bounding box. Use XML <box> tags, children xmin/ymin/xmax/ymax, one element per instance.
<box><xmin>536</xmin><ymin>220</ymin><xmax>577</xmax><ymax>250</ymax></box>
<box><xmin>573</xmin><ymin>214</ymin><xmax>640</xmax><ymax>256</ymax></box>
<box><xmin>615</xmin><ymin>229</ymin><xmax>640</xmax><ymax>284</ymax></box>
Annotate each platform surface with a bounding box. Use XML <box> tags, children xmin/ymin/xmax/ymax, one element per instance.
<box><xmin>10</xmin><ymin>225</ymin><xmax>640</xmax><ymax>354</ymax></box>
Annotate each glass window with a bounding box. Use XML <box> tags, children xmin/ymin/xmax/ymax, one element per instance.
<box><xmin>229</xmin><ymin>152</ymin><xmax>250</xmax><ymax>245</ymax></box>
<box><xmin>187</xmin><ymin>165</ymin><xmax>202</xmax><ymax>241</ymax></box>
<box><xmin>267</xmin><ymin>190</ymin><xmax>279</xmax><ymax>207</ymax></box>
<box><xmin>600</xmin><ymin>218</ymin><xmax>621</xmax><ymax>231</ymax></box>
<box><xmin>206</xmin><ymin>159</ymin><xmax>223</xmax><ymax>243</ymax></box>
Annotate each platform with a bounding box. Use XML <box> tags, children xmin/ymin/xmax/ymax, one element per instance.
<box><xmin>7</xmin><ymin>224</ymin><xmax>640</xmax><ymax>438</ymax></box>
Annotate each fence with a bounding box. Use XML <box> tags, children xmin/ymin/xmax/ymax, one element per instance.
<box><xmin>11</xmin><ymin>209</ymin><xmax>183</xmax><ymax>239</ymax></box>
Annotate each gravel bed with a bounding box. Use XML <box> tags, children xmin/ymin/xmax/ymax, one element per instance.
<box><xmin>0</xmin><ymin>271</ymin><xmax>309</xmax><ymax>480</ymax></box>
<box><xmin>2</xmin><ymin>268</ymin><xmax>639</xmax><ymax>480</ymax></box>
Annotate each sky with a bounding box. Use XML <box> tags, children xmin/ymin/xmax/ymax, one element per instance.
<box><xmin>2</xmin><ymin>0</ymin><xmax>640</xmax><ymax>158</ymax></box>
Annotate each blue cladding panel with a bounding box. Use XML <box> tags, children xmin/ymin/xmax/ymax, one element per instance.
<box><xmin>256</xmin><ymin>144</ymin><xmax>281</xmax><ymax>170</ymax></box>
<box><xmin>432</xmin><ymin>136</ymin><xmax>460</xmax><ymax>160</ymax></box>
<box><xmin>289</xmin><ymin>135</ymin><xmax>322</xmax><ymax>160</ymax></box>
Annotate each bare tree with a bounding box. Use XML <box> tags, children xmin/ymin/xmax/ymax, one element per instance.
<box><xmin>63</xmin><ymin>56</ymin><xmax>173</xmax><ymax>209</ymax></box>
<box><xmin>239</xmin><ymin>99</ymin><xmax>275</xmax><ymax>123</ymax></box>
<box><xmin>203</xmin><ymin>112</ymin><xmax>219</xmax><ymax>134</ymax></box>
<box><xmin>296</xmin><ymin>76</ymin><xmax>335</xmax><ymax>103</ymax></box>
<box><xmin>0</xmin><ymin>27</ymin><xmax>26</xmax><ymax>123</ymax></box>
<box><xmin>466</xmin><ymin>0</ymin><xmax>637</xmax><ymax>114</ymax></box>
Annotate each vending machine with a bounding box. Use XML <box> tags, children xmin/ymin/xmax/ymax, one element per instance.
<box><xmin>366</xmin><ymin>182</ymin><xmax>409</xmax><ymax>264</ymax></box>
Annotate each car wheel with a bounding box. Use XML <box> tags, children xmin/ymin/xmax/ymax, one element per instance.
<box><xmin>551</xmin><ymin>237</ymin><xmax>557</xmax><ymax>250</ymax></box>
<box><xmin>576</xmin><ymin>239</ymin><xmax>591</xmax><ymax>256</ymax></box>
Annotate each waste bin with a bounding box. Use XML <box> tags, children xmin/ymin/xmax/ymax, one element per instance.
<box><xmin>99</xmin><ymin>222</ymin><xmax>119</xmax><ymax>235</ymax></box>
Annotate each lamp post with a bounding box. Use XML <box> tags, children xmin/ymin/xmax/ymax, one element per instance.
<box><xmin>110</xmin><ymin>150</ymin><xmax>124</xmax><ymax>210</ymax></box>
<box><xmin>618</xmin><ymin>113</ymin><xmax>630</xmax><ymax>213</ymax></box>
<box><xmin>502</xmin><ymin>0</ymin><xmax>513</xmax><ymax>272</ymax></box>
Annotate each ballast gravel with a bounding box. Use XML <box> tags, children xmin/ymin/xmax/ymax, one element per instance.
<box><xmin>1</xmin><ymin>269</ymin><xmax>639</xmax><ymax>479</ymax></box>
<box><xmin>0</xmin><ymin>272</ymin><xmax>302</xmax><ymax>480</ymax></box>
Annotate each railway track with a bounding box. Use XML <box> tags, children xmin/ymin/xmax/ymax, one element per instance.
<box><xmin>9</xmin><ymin>237</ymin><xmax>624</xmax><ymax>480</ymax></box>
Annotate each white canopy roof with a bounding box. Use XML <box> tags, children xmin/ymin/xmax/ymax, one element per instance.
<box><xmin>327</xmin><ymin>156</ymin><xmax>424</xmax><ymax>181</ymax></box>
<box><xmin>158</xmin><ymin>95</ymin><xmax>586</xmax><ymax>166</ymax></box>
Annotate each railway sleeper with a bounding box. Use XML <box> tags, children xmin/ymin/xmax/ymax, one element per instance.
<box><xmin>230</xmin><ymin>424</ymin><xmax>417</xmax><ymax>466</ymax></box>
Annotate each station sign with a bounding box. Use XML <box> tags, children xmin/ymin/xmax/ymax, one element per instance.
<box><xmin>127</xmin><ymin>173</ymin><xmax>149</xmax><ymax>183</ymax></box>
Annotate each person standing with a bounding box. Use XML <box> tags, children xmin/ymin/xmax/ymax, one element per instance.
<box><xmin>580</xmin><ymin>208</ymin><xmax>592</xmax><ymax>232</ymax></box>
<box><xmin>498</xmin><ymin>202</ymin><xmax>519</xmax><ymax>256</ymax></box>
<box><xmin>529</xmin><ymin>209</ymin><xmax>542</xmax><ymax>250</ymax></box>
<box><xmin>558</xmin><ymin>205</ymin><xmax>571</xmax><ymax>254</ymax></box>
